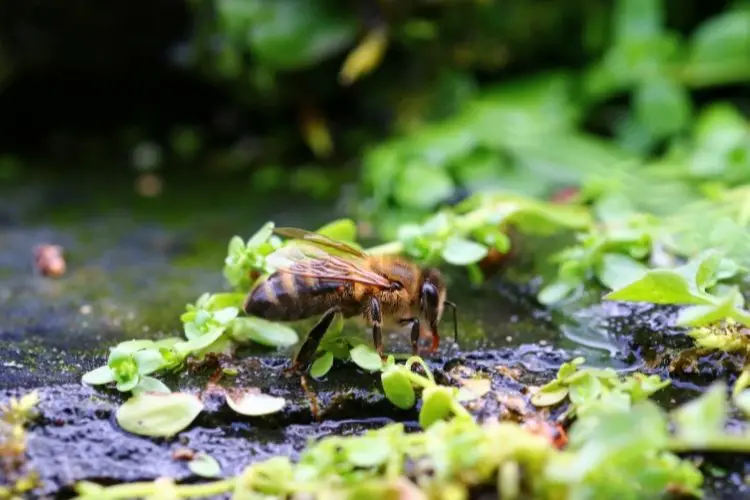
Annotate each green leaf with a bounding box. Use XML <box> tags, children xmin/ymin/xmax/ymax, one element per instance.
<box><xmin>246</xmin><ymin>221</ymin><xmax>275</xmax><ymax>249</ymax></box>
<box><xmin>672</xmin><ymin>382</ymin><xmax>727</xmax><ymax>443</ymax></box>
<box><xmin>381</xmin><ymin>368</ymin><xmax>416</xmax><ymax>410</ymax></box>
<box><xmin>393</xmin><ymin>161</ymin><xmax>455</xmax><ymax>210</ymax></box>
<box><xmin>441</xmin><ymin>236</ymin><xmax>489</xmax><ymax>266</ymax></box>
<box><xmin>310</xmin><ymin>351</ymin><xmax>334</xmax><ymax>379</ymax></box>
<box><xmin>596</xmin><ymin>253</ymin><xmax>649</xmax><ymax>290</ymax></box>
<box><xmin>552</xmin><ymin>402</ymin><xmax>669</xmax><ymax>482</ymax></box>
<box><xmin>689</xmin><ymin>10</ymin><xmax>750</xmax><ymax>67</ymax></box>
<box><xmin>603</xmin><ymin>269</ymin><xmax>714</xmax><ymax>305</ymax></box>
<box><xmin>733</xmin><ymin>369</ymin><xmax>750</xmax><ymax>398</ymax></box>
<box><xmin>316</xmin><ymin>218</ymin><xmax>357</xmax><ymax>242</ymax></box>
<box><xmin>568</xmin><ymin>373</ymin><xmax>603</xmax><ymax>406</ymax></box>
<box><xmin>134</xmin><ymin>349</ymin><xmax>166</xmax><ymax>375</ymax></box>
<box><xmin>538</xmin><ymin>280</ymin><xmax>577</xmax><ymax>305</ymax></box>
<box><xmin>116</xmin><ymin>392</ymin><xmax>203</xmax><ymax>437</ymax></box>
<box><xmin>558</xmin><ymin>357</ymin><xmax>586</xmax><ymax>380</ymax></box>
<box><xmin>111</xmin><ymin>340</ymin><xmax>156</xmax><ymax>355</ymax></box>
<box><xmin>345</xmin><ymin>437</ymin><xmax>391</xmax><ymax>468</ymax></box>
<box><xmin>174</xmin><ymin>327</ymin><xmax>227</xmax><ymax>355</ymax></box>
<box><xmin>227</xmin><ymin>236</ymin><xmax>245</xmax><ymax>257</ymax></box>
<box><xmin>531</xmin><ymin>385</ymin><xmax>569</xmax><ymax>407</ymax></box>
<box><xmin>350</xmin><ymin>344</ymin><xmax>383</xmax><ymax>372</ymax></box>
<box><xmin>418</xmin><ymin>386</ymin><xmax>455</xmax><ymax>429</ymax></box>
<box><xmin>225</xmin><ymin>388</ymin><xmax>286</xmax><ymax>416</ymax></box>
<box><xmin>734</xmin><ymin>390</ymin><xmax>750</xmax><ymax>418</ymax></box>
<box><xmin>205</xmin><ymin>293</ymin><xmax>246</xmax><ymax>311</ymax></box>
<box><xmin>238</xmin><ymin>0</ymin><xmax>357</xmax><ymax>70</ymax></box>
<box><xmin>81</xmin><ymin>366</ymin><xmax>115</xmax><ymax>386</ymax></box>
<box><xmin>614</xmin><ymin>0</ymin><xmax>664</xmax><ymax>44</ymax></box>
<box><xmin>634</xmin><ymin>77</ymin><xmax>692</xmax><ymax>138</ymax></box>
<box><xmin>676</xmin><ymin>289</ymin><xmax>740</xmax><ymax>327</ymax></box>
<box><xmin>230</xmin><ymin>317</ymin><xmax>299</xmax><ymax>348</ymax></box>
<box><xmin>133</xmin><ymin>376</ymin><xmax>171</xmax><ymax>395</ymax></box>
<box><xmin>213</xmin><ymin>307</ymin><xmax>240</xmax><ymax>325</ymax></box>
<box><xmin>116</xmin><ymin>375</ymin><xmax>140</xmax><ymax>393</ymax></box>
<box><xmin>681</xmin><ymin>249</ymin><xmax>724</xmax><ymax>291</ymax></box>
<box><xmin>188</xmin><ymin>453</ymin><xmax>222</xmax><ymax>479</ymax></box>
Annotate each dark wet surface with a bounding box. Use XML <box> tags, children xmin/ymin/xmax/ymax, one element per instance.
<box><xmin>1</xmin><ymin>173</ymin><xmax>749</xmax><ymax>499</ymax></box>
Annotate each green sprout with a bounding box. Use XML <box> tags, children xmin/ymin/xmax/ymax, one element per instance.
<box><xmin>604</xmin><ymin>249</ymin><xmax>749</xmax><ymax>328</ymax></box>
<box><xmin>531</xmin><ymin>357</ymin><xmax>671</xmax><ymax>421</ymax></box>
<box><xmin>82</xmin><ymin>339</ymin><xmax>180</xmax><ymax>394</ymax></box>
<box><xmin>76</xmin><ymin>383</ymin><xmax>750</xmax><ymax>500</ymax></box>
<box><xmin>223</xmin><ymin>222</ymin><xmax>281</xmax><ymax>291</ymax></box>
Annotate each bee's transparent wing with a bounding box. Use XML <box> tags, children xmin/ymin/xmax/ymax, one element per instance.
<box><xmin>265</xmin><ymin>244</ymin><xmax>391</xmax><ymax>288</ymax></box>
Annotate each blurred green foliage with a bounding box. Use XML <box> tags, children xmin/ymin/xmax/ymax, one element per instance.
<box><xmin>178</xmin><ymin>0</ymin><xmax>748</xmax><ymax>169</ymax></box>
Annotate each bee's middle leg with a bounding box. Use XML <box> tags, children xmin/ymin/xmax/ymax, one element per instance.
<box><xmin>292</xmin><ymin>306</ymin><xmax>341</xmax><ymax>372</ymax></box>
<box><xmin>398</xmin><ymin>318</ymin><xmax>420</xmax><ymax>356</ymax></box>
<box><xmin>369</xmin><ymin>296</ymin><xmax>385</xmax><ymax>359</ymax></box>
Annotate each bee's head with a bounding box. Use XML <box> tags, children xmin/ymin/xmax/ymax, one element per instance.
<box><xmin>419</xmin><ymin>268</ymin><xmax>458</xmax><ymax>344</ymax></box>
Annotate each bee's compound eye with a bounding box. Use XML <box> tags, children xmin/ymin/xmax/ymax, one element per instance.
<box><xmin>391</xmin><ymin>281</ymin><xmax>404</xmax><ymax>291</ymax></box>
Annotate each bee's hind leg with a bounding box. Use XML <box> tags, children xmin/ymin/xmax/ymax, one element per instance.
<box><xmin>292</xmin><ymin>306</ymin><xmax>341</xmax><ymax>373</ymax></box>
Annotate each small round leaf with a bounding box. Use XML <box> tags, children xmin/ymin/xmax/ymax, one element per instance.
<box><xmin>316</xmin><ymin>218</ymin><xmax>357</xmax><ymax>242</ymax></box>
<box><xmin>531</xmin><ymin>386</ymin><xmax>569</xmax><ymax>407</ymax></box>
<box><xmin>134</xmin><ymin>376</ymin><xmax>171</xmax><ymax>394</ymax></box>
<box><xmin>345</xmin><ymin>437</ymin><xmax>391</xmax><ymax>468</ymax></box>
<box><xmin>116</xmin><ymin>392</ymin><xmax>203</xmax><ymax>437</ymax></box>
<box><xmin>134</xmin><ymin>349</ymin><xmax>166</xmax><ymax>376</ymax></box>
<box><xmin>188</xmin><ymin>453</ymin><xmax>222</xmax><ymax>478</ymax></box>
<box><xmin>381</xmin><ymin>369</ymin><xmax>416</xmax><ymax>409</ymax></box>
<box><xmin>226</xmin><ymin>388</ymin><xmax>286</xmax><ymax>416</ymax></box>
<box><xmin>310</xmin><ymin>351</ymin><xmax>335</xmax><ymax>379</ymax></box>
<box><xmin>419</xmin><ymin>386</ymin><xmax>455</xmax><ymax>429</ymax></box>
<box><xmin>350</xmin><ymin>344</ymin><xmax>383</xmax><ymax>372</ymax></box>
<box><xmin>246</xmin><ymin>222</ymin><xmax>275</xmax><ymax>249</ymax></box>
<box><xmin>441</xmin><ymin>236</ymin><xmax>489</xmax><ymax>266</ymax></box>
<box><xmin>82</xmin><ymin>366</ymin><xmax>115</xmax><ymax>386</ymax></box>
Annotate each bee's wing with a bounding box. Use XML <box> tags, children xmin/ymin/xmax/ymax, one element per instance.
<box><xmin>266</xmin><ymin>245</ymin><xmax>392</xmax><ymax>289</ymax></box>
<box><xmin>273</xmin><ymin>227</ymin><xmax>366</xmax><ymax>259</ymax></box>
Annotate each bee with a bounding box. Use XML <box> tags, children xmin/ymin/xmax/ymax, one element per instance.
<box><xmin>243</xmin><ymin>227</ymin><xmax>458</xmax><ymax>371</ymax></box>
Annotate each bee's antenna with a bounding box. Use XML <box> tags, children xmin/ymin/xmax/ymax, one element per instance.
<box><xmin>445</xmin><ymin>300</ymin><xmax>458</xmax><ymax>345</ymax></box>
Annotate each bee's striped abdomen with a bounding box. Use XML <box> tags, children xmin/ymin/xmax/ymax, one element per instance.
<box><xmin>244</xmin><ymin>272</ymin><xmax>344</xmax><ymax>320</ymax></box>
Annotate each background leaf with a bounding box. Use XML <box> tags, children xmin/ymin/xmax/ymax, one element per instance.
<box><xmin>441</xmin><ymin>236</ymin><xmax>489</xmax><ymax>266</ymax></box>
<box><xmin>634</xmin><ymin>77</ymin><xmax>692</xmax><ymax>139</ymax></box>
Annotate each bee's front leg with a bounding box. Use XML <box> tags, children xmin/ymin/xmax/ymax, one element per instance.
<box><xmin>369</xmin><ymin>297</ymin><xmax>385</xmax><ymax>360</ymax></box>
<box><xmin>291</xmin><ymin>306</ymin><xmax>341</xmax><ymax>373</ymax></box>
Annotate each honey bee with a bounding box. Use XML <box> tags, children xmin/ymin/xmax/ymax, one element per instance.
<box><xmin>243</xmin><ymin>227</ymin><xmax>458</xmax><ymax>371</ymax></box>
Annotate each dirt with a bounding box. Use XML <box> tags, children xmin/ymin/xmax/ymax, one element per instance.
<box><xmin>1</xmin><ymin>173</ymin><xmax>748</xmax><ymax>499</ymax></box>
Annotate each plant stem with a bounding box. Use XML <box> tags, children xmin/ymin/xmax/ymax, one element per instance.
<box><xmin>667</xmin><ymin>437</ymin><xmax>750</xmax><ymax>454</ymax></box>
<box><xmin>677</xmin><ymin>63</ymin><xmax>750</xmax><ymax>90</ymax></box>
<box><xmin>404</xmin><ymin>369</ymin><xmax>435</xmax><ymax>389</ymax></box>
<box><xmin>450</xmin><ymin>398</ymin><xmax>474</xmax><ymax>420</ymax></box>
<box><xmin>76</xmin><ymin>478</ymin><xmax>236</xmax><ymax>499</ymax></box>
